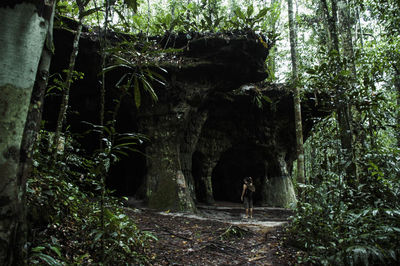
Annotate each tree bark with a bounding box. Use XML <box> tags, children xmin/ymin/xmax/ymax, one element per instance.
<box><xmin>321</xmin><ymin>0</ymin><xmax>356</xmax><ymax>181</ymax></box>
<box><xmin>17</xmin><ymin>2</ymin><xmax>55</xmax><ymax>263</ymax></box>
<box><xmin>266</xmin><ymin>0</ymin><xmax>278</xmax><ymax>81</ymax></box>
<box><xmin>0</xmin><ymin>1</ymin><xmax>53</xmax><ymax>264</ymax></box>
<box><xmin>338</xmin><ymin>0</ymin><xmax>360</xmax><ymax>180</ymax></box>
<box><xmin>394</xmin><ymin>66</ymin><xmax>400</xmax><ymax>148</ymax></box>
<box><xmin>288</xmin><ymin>0</ymin><xmax>305</xmax><ymax>184</ymax></box>
<box><xmin>338</xmin><ymin>0</ymin><xmax>356</xmax><ymax>76</ymax></box>
<box><xmin>52</xmin><ymin>3</ymin><xmax>85</xmax><ymax>161</ymax></box>
<box><xmin>321</xmin><ymin>0</ymin><xmax>340</xmax><ymax>52</ymax></box>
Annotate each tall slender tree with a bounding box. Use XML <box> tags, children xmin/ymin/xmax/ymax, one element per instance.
<box><xmin>288</xmin><ymin>0</ymin><xmax>305</xmax><ymax>184</ymax></box>
<box><xmin>368</xmin><ymin>0</ymin><xmax>400</xmax><ymax>148</ymax></box>
<box><xmin>321</xmin><ymin>0</ymin><xmax>357</xmax><ymax>182</ymax></box>
<box><xmin>266</xmin><ymin>0</ymin><xmax>280</xmax><ymax>81</ymax></box>
<box><xmin>52</xmin><ymin>0</ymin><xmax>89</xmax><ymax>161</ymax></box>
<box><xmin>338</xmin><ymin>0</ymin><xmax>356</xmax><ymax>75</ymax></box>
<box><xmin>396</xmin><ymin>70</ymin><xmax>400</xmax><ymax>148</ymax></box>
<box><xmin>0</xmin><ymin>1</ymin><xmax>55</xmax><ymax>264</ymax></box>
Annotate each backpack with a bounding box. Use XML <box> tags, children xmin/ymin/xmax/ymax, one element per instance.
<box><xmin>248</xmin><ymin>184</ymin><xmax>255</xmax><ymax>192</ymax></box>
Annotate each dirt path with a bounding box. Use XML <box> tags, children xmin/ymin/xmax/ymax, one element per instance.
<box><xmin>126</xmin><ymin>202</ymin><xmax>302</xmax><ymax>265</ymax></box>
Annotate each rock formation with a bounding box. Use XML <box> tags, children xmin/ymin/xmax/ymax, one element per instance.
<box><xmin>45</xmin><ymin>25</ymin><xmax>329</xmax><ymax>212</ymax></box>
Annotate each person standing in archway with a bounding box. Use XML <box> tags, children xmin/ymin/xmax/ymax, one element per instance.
<box><xmin>241</xmin><ymin>177</ymin><xmax>255</xmax><ymax>219</ymax></box>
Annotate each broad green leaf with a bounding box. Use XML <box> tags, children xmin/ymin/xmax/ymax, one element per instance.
<box><xmin>114</xmin><ymin>142</ymin><xmax>138</xmax><ymax>149</ymax></box>
<box><xmin>255</xmin><ymin>8</ymin><xmax>270</xmax><ymax>19</ymax></box>
<box><xmin>50</xmin><ymin>246</ymin><xmax>62</xmax><ymax>257</ymax></box>
<box><xmin>234</xmin><ymin>8</ymin><xmax>245</xmax><ymax>20</ymax></box>
<box><xmin>246</xmin><ymin>5</ymin><xmax>254</xmax><ymax>17</ymax></box>
<box><xmin>34</xmin><ymin>253</ymin><xmax>62</xmax><ymax>266</ymax></box>
<box><xmin>32</xmin><ymin>246</ymin><xmax>46</xmax><ymax>252</ymax></box>
<box><xmin>142</xmin><ymin>78</ymin><xmax>158</xmax><ymax>101</ymax></box>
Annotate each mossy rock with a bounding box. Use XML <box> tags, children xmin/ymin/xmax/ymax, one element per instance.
<box><xmin>148</xmin><ymin>175</ymin><xmax>179</xmax><ymax>211</ymax></box>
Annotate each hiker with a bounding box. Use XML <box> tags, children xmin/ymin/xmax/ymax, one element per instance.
<box><xmin>241</xmin><ymin>177</ymin><xmax>255</xmax><ymax>218</ymax></box>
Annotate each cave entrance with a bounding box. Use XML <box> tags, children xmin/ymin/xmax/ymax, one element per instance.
<box><xmin>211</xmin><ymin>145</ymin><xmax>267</xmax><ymax>204</ymax></box>
<box><xmin>107</xmin><ymin>151</ymin><xmax>146</xmax><ymax>197</ymax></box>
<box><xmin>106</xmin><ymin>102</ymin><xmax>146</xmax><ymax>198</ymax></box>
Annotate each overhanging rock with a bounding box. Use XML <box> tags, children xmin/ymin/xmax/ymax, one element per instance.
<box><xmin>45</xmin><ymin>26</ymin><xmax>329</xmax><ymax>212</ymax></box>
<box><xmin>137</xmin><ymin>32</ymin><xmax>272</xmax><ymax>211</ymax></box>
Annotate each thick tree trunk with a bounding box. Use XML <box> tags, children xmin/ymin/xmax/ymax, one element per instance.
<box><xmin>17</xmin><ymin>3</ymin><xmax>55</xmax><ymax>263</ymax></box>
<box><xmin>0</xmin><ymin>2</ymin><xmax>53</xmax><ymax>264</ymax></box>
<box><xmin>288</xmin><ymin>0</ymin><xmax>305</xmax><ymax>184</ymax></box>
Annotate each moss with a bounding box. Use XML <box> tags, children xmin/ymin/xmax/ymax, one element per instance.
<box><xmin>148</xmin><ymin>174</ymin><xmax>179</xmax><ymax>211</ymax></box>
<box><xmin>265</xmin><ymin>175</ymin><xmax>297</xmax><ymax>207</ymax></box>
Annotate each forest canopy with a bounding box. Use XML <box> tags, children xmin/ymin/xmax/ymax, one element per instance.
<box><xmin>0</xmin><ymin>0</ymin><xmax>399</xmax><ymax>265</ymax></box>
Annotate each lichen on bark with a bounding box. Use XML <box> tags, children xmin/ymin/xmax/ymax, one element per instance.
<box><xmin>0</xmin><ymin>2</ymin><xmax>51</xmax><ymax>263</ymax></box>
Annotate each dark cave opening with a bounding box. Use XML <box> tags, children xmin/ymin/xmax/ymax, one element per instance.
<box><xmin>211</xmin><ymin>145</ymin><xmax>267</xmax><ymax>204</ymax></box>
<box><xmin>192</xmin><ymin>151</ymin><xmax>208</xmax><ymax>203</ymax></box>
<box><xmin>107</xmin><ymin>151</ymin><xmax>147</xmax><ymax>197</ymax></box>
<box><xmin>106</xmin><ymin>99</ymin><xmax>147</xmax><ymax>198</ymax></box>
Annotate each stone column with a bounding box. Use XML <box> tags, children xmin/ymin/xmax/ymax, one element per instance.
<box><xmin>201</xmin><ymin>159</ymin><xmax>217</xmax><ymax>204</ymax></box>
<box><xmin>141</xmin><ymin>111</ymin><xmax>196</xmax><ymax>212</ymax></box>
<box><xmin>179</xmin><ymin>110</ymin><xmax>208</xmax><ymax>202</ymax></box>
<box><xmin>265</xmin><ymin>152</ymin><xmax>297</xmax><ymax>207</ymax></box>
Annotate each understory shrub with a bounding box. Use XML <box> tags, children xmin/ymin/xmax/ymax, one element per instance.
<box><xmin>287</xmin><ymin>162</ymin><xmax>400</xmax><ymax>265</ymax></box>
<box><xmin>27</xmin><ymin>131</ymin><xmax>156</xmax><ymax>265</ymax></box>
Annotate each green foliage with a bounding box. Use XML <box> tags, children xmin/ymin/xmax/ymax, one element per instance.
<box><xmin>47</xmin><ymin>70</ymin><xmax>85</xmax><ymax>94</ymax></box>
<box><xmin>103</xmin><ymin>39</ymin><xmax>168</xmax><ymax>109</ymax></box>
<box><xmin>56</xmin><ymin>0</ymin><xmax>81</xmax><ymax>18</ymax></box>
<box><xmin>148</xmin><ymin>0</ymin><xmax>228</xmax><ymax>33</ymax></box>
<box><xmin>251</xmin><ymin>87</ymin><xmax>272</xmax><ymax>109</ymax></box>
<box><xmin>124</xmin><ymin>0</ymin><xmax>138</xmax><ymax>12</ymax></box>
<box><xmin>287</xmin><ymin>107</ymin><xmax>400</xmax><ymax>265</ymax></box>
<box><xmin>229</xmin><ymin>5</ymin><xmax>271</xmax><ymax>32</ymax></box>
<box><xmin>57</xmin><ymin>0</ymin><xmax>280</xmax><ymax>35</ymax></box>
<box><xmin>288</xmin><ymin>177</ymin><xmax>400</xmax><ymax>265</ymax></box>
<box><xmin>288</xmin><ymin>16</ymin><xmax>400</xmax><ymax>260</ymax></box>
<box><xmin>27</xmin><ymin>131</ymin><xmax>155</xmax><ymax>265</ymax></box>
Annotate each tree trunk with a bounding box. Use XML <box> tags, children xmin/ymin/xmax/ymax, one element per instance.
<box><xmin>321</xmin><ymin>0</ymin><xmax>356</xmax><ymax>181</ymax></box>
<box><xmin>336</xmin><ymin>0</ymin><xmax>358</xmax><ymax>181</ymax></box>
<box><xmin>394</xmin><ymin>66</ymin><xmax>400</xmax><ymax>148</ymax></box>
<box><xmin>266</xmin><ymin>0</ymin><xmax>278</xmax><ymax>81</ymax></box>
<box><xmin>17</xmin><ymin>2</ymin><xmax>55</xmax><ymax>263</ymax></box>
<box><xmin>338</xmin><ymin>0</ymin><xmax>356</xmax><ymax>76</ymax></box>
<box><xmin>100</xmin><ymin>0</ymin><xmax>109</xmax><ymax>134</ymax></box>
<box><xmin>355</xmin><ymin>5</ymin><xmax>364</xmax><ymax>48</ymax></box>
<box><xmin>52</xmin><ymin>4</ymin><xmax>85</xmax><ymax>161</ymax></box>
<box><xmin>288</xmin><ymin>0</ymin><xmax>305</xmax><ymax>184</ymax></box>
<box><xmin>338</xmin><ymin>0</ymin><xmax>360</xmax><ymax>180</ymax></box>
<box><xmin>321</xmin><ymin>0</ymin><xmax>340</xmax><ymax>52</ymax></box>
<box><xmin>0</xmin><ymin>1</ymin><xmax>53</xmax><ymax>264</ymax></box>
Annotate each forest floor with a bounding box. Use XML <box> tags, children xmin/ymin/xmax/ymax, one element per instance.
<box><xmin>126</xmin><ymin>201</ymin><xmax>306</xmax><ymax>265</ymax></box>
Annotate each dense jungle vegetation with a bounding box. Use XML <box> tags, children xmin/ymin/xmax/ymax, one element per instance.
<box><xmin>0</xmin><ymin>0</ymin><xmax>399</xmax><ymax>265</ymax></box>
